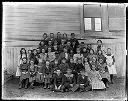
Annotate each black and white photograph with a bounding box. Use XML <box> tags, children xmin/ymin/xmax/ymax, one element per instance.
<box><xmin>2</xmin><ymin>2</ymin><xmax>127</xmax><ymax>100</ymax></box>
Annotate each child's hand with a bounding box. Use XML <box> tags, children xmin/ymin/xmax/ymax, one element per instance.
<box><xmin>58</xmin><ymin>85</ymin><xmax>61</xmax><ymax>89</ymax></box>
<box><xmin>55</xmin><ymin>85</ymin><xmax>57</xmax><ymax>90</ymax></box>
<box><xmin>70</xmin><ymin>84</ymin><xmax>73</xmax><ymax>87</ymax></box>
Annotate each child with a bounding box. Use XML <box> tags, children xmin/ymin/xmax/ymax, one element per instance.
<box><xmin>36</xmin><ymin>55</ymin><xmax>45</xmax><ymax>87</ymax></box>
<box><xmin>75</xmin><ymin>58</ymin><xmax>85</xmax><ymax>74</ymax></box>
<box><xmin>97</xmin><ymin>50</ymin><xmax>106</xmax><ymax>63</ymax></box>
<box><xmin>31</xmin><ymin>49</ymin><xmax>39</xmax><ymax>65</ymax></box>
<box><xmin>89</xmin><ymin>65</ymin><xmax>106</xmax><ymax>90</ymax></box>
<box><xmin>27</xmin><ymin>50</ymin><xmax>33</xmax><ymax>63</ymax></box>
<box><xmin>83</xmin><ymin>58</ymin><xmax>91</xmax><ymax>73</ymax></box>
<box><xmin>47</xmin><ymin>40</ymin><xmax>53</xmax><ymax>50</ymax></box>
<box><xmin>70</xmin><ymin>41</ymin><xmax>77</xmax><ymax>54</ymax></box>
<box><xmin>49</xmin><ymin>33</ymin><xmax>55</xmax><ymax>45</ymax></box>
<box><xmin>61</xmin><ymin>68</ymin><xmax>76</xmax><ymax>92</ymax></box>
<box><xmin>69</xmin><ymin>49</ymin><xmax>74</xmax><ymax>59</ymax></box>
<box><xmin>51</xmin><ymin>69</ymin><xmax>63</xmax><ymax>92</ymax></box>
<box><xmin>105</xmin><ymin>48</ymin><xmax>117</xmax><ymax>84</ymax></box>
<box><xmin>66</xmin><ymin>41</ymin><xmax>72</xmax><ymax>53</ymax></box>
<box><xmin>53</xmin><ymin>44</ymin><xmax>59</xmax><ymax>53</ymax></box>
<box><xmin>59</xmin><ymin>58</ymin><xmax>69</xmax><ymax>74</ymax></box>
<box><xmin>44</xmin><ymin>61</ymin><xmax>52</xmax><ymax>89</ymax></box>
<box><xmin>82</xmin><ymin>47</ymin><xmax>88</xmax><ymax>58</ymax></box>
<box><xmin>59</xmin><ymin>38</ymin><xmax>66</xmax><ymax>53</ymax></box>
<box><xmin>39</xmin><ymin>48</ymin><xmax>47</xmax><ymax>62</ymax></box>
<box><xmin>28</xmin><ymin>60</ymin><xmax>37</xmax><ymax>89</ymax></box>
<box><xmin>98</xmin><ymin>59</ymin><xmax>110</xmax><ymax>88</ymax></box>
<box><xmin>56</xmin><ymin>32</ymin><xmax>61</xmax><ymax>45</ymax></box>
<box><xmin>19</xmin><ymin>57</ymin><xmax>29</xmax><ymax>89</ymax></box>
<box><xmin>42</xmin><ymin>33</ymin><xmax>48</xmax><ymax>45</ymax></box>
<box><xmin>76</xmin><ymin>69</ymin><xmax>92</xmax><ymax>92</ymax></box>
<box><xmin>73</xmin><ymin>48</ymin><xmax>84</xmax><ymax>63</ymax></box>
<box><xmin>47</xmin><ymin>47</ymin><xmax>55</xmax><ymax>62</ymax></box>
<box><xmin>59</xmin><ymin>47</ymin><xmax>70</xmax><ymax>62</ymax></box>
<box><xmin>16</xmin><ymin>48</ymin><xmax>27</xmax><ymax>78</ymax></box>
<box><xmin>38</xmin><ymin>40</ymin><xmax>47</xmax><ymax>52</ymax></box>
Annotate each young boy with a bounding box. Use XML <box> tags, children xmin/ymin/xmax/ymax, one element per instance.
<box><xmin>44</xmin><ymin>61</ymin><xmax>52</xmax><ymax>89</ymax></box>
<box><xmin>51</xmin><ymin>69</ymin><xmax>63</xmax><ymax>92</ymax></box>
<box><xmin>59</xmin><ymin>58</ymin><xmax>69</xmax><ymax>74</ymax></box>
<box><xmin>28</xmin><ymin>60</ymin><xmax>37</xmax><ymax>89</ymax></box>
<box><xmin>61</xmin><ymin>68</ymin><xmax>76</xmax><ymax>92</ymax></box>
<box><xmin>104</xmin><ymin>48</ymin><xmax>117</xmax><ymax>84</ymax></box>
<box><xmin>19</xmin><ymin>57</ymin><xmax>29</xmax><ymax>89</ymax></box>
<box><xmin>76</xmin><ymin>69</ymin><xmax>92</xmax><ymax>92</ymax></box>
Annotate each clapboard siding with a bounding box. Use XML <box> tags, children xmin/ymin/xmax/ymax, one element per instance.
<box><xmin>3</xmin><ymin>3</ymin><xmax>81</xmax><ymax>42</ymax></box>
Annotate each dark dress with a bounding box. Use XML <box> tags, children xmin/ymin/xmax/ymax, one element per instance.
<box><xmin>75</xmin><ymin>63</ymin><xmax>85</xmax><ymax>73</ymax></box>
<box><xmin>59</xmin><ymin>63</ymin><xmax>69</xmax><ymax>74</ymax></box>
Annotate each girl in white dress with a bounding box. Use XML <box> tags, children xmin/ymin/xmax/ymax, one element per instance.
<box><xmin>89</xmin><ymin>65</ymin><xmax>106</xmax><ymax>90</ymax></box>
<box><xmin>16</xmin><ymin>48</ymin><xmax>27</xmax><ymax>78</ymax></box>
<box><xmin>105</xmin><ymin>48</ymin><xmax>117</xmax><ymax>84</ymax></box>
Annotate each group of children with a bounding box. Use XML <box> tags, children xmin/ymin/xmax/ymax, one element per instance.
<box><xmin>16</xmin><ymin>32</ymin><xmax>117</xmax><ymax>92</ymax></box>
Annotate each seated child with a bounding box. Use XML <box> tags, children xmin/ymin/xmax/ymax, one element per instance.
<box><xmin>59</xmin><ymin>58</ymin><xmax>69</xmax><ymax>74</ymax></box>
<box><xmin>44</xmin><ymin>61</ymin><xmax>52</xmax><ymax>89</ymax></box>
<box><xmin>28</xmin><ymin>60</ymin><xmax>37</xmax><ymax>89</ymax></box>
<box><xmin>19</xmin><ymin>57</ymin><xmax>29</xmax><ymax>89</ymax></box>
<box><xmin>51</xmin><ymin>69</ymin><xmax>63</xmax><ymax>92</ymax></box>
<box><xmin>61</xmin><ymin>68</ymin><xmax>76</xmax><ymax>92</ymax></box>
<box><xmin>89</xmin><ymin>65</ymin><xmax>106</xmax><ymax>90</ymax></box>
<box><xmin>76</xmin><ymin>69</ymin><xmax>92</xmax><ymax>92</ymax></box>
<box><xmin>98</xmin><ymin>58</ymin><xmax>110</xmax><ymax>88</ymax></box>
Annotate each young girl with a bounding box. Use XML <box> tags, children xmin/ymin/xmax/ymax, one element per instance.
<box><xmin>89</xmin><ymin>65</ymin><xmax>106</xmax><ymax>90</ymax></box>
<box><xmin>47</xmin><ymin>47</ymin><xmax>55</xmax><ymax>62</ymax></box>
<box><xmin>16</xmin><ymin>48</ymin><xmax>27</xmax><ymax>78</ymax></box>
<box><xmin>73</xmin><ymin>48</ymin><xmax>84</xmax><ymax>63</ymax></box>
<box><xmin>19</xmin><ymin>57</ymin><xmax>29</xmax><ymax>89</ymax></box>
<box><xmin>29</xmin><ymin>60</ymin><xmax>37</xmax><ymax>89</ymax></box>
<box><xmin>31</xmin><ymin>49</ymin><xmax>39</xmax><ymax>65</ymax></box>
<box><xmin>39</xmin><ymin>40</ymin><xmax>47</xmax><ymax>52</ymax></box>
<box><xmin>82</xmin><ymin>47</ymin><xmax>88</xmax><ymax>58</ymax></box>
<box><xmin>27</xmin><ymin>50</ymin><xmax>33</xmax><ymax>63</ymax></box>
<box><xmin>105</xmin><ymin>48</ymin><xmax>117</xmax><ymax>84</ymax></box>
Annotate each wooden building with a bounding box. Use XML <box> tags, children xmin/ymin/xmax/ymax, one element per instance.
<box><xmin>2</xmin><ymin>3</ymin><xmax>126</xmax><ymax>83</ymax></box>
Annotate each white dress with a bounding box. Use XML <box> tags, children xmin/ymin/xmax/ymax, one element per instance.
<box><xmin>16</xmin><ymin>54</ymin><xmax>26</xmax><ymax>76</ymax></box>
<box><xmin>105</xmin><ymin>54</ymin><xmax>117</xmax><ymax>74</ymax></box>
<box><xmin>90</xmin><ymin>70</ymin><xmax>106</xmax><ymax>90</ymax></box>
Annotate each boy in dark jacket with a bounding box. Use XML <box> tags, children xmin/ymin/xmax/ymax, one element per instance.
<box><xmin>76</xmin><ymin>69</ymin><xmax>92</xmax><ymax>92</ymax></box>
<box><xmin>75</xmin><ymin>58</ymin><xmax>85</xmax><ymax>73</ymax></box>
<box><xmin>61</xmin><ymin>68</ymin><xmax>76</xmax><ymax>92</ymax></box>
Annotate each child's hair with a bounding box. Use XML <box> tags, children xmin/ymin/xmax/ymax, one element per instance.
<box><xmin>43</xmin><ymin>33</ymin><xmax>47</xmax><ymax>37</ymax></box>
<box><xmin>97</xmin><ymin>40</ymin><xmax>102</xmax><ymax>43</ymax></box>
<box><xmin>39</xmin><ymin>40</ymin><xmax>44</xmax><ymax>46</ymax></box>
<box><xmin>71</xmin><ymin>33</ymin><xmax>75</xmax><ymax>36</ymax></box>
<box><xmin>20</xmin><ymin>48</ymin><xmax>27</xmax><ymax>59</ymax></box>
<box><xmin>107</xmin><ymin>48</ymin><xmax>111</xmax><ymax>50</ymax></box>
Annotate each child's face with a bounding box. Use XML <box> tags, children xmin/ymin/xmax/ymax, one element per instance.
<box><xmin>55</xmin><ymin>60</ymin><xmax>58</xmax><ymax>64</ymax></box>
<box><xmin>77</xmin><ymin>49</ymin><xmax>80</xmax><ymax>53</ymax></box>
<box><xmin>50</xmin><ymin>33</ymin><xmax>54</xmax><ymax>38</ymax></box>
<box><xmin>84</xmin><ymin>58</ymin><xmax>88</xmax><ymax>62</ymax></box>
<box><xmin>107</xmin><ymin>49</ymin><xmax>111</xmax><ymax>54</ymax></box>
<box><xmin>23</xmin><ymin>58</ymin><xmax>27</xmax><ymax>63</ymax></box>
<box><xmin>21</xmin><ymin>49</ymin><xmax>25</xmax><ymax>54</ymax></box>
<box><xmin>28</xmin><ymin>50</ymin><xmax>31</xmax><ymax>54</ymax></box>
<box><xmin>48</xmin><ymin>41</ymin><xmax>52</xmax><ymax>45</ymax></box>
<box><xmin>61</xmin><ymin>39</ymin><xmax>65</xmax><ymax>44</ymax></box>
<box><xmin>67</xmin><ymin>69</ymin><xmax>72</xmax><ymax>74</ymax></box>
<box><xmin>98</xmin><ymin>50</ymin><xmax>102</xmax><ymax>55</ymax></box>
<box><xmin>43</xmin><ymin>34</ymin><xmax>47</xmax><ymax>39</ymax></box>
<box><xmin>56</xmin><ymin>70</ymin><xmax>61</xmax><ymax>75</ymax></box>
<box><xmin>70</xmin><ymin>50</ymin><xmax>73</xmax><ymax>54</ymax></box>
<box><xmin>70</xmin><ymin>59</ymin><xmax>74</xmax><ymax>63</ymax></box>
<box><xmin>30</xmin><ymin>61</ymin><xmax>34</xmax><ymax>65</ymax></box>
<box><xmin>41</xmin><ymin>42</ymin><xmax>44</xmax><ymax>46</ymax></box>
<box><xmin>92</xmin><ymin>66</ymin><xmax>95</xmax><ymax>70</ymax></box>
<box><xmin>48</xmin><ymin>48</ymin><xmax>51</xmax><ymax>52</ymax></box>
<box><xmin>62</xmin><ymin>59</ymin><xmax>66</xmax><ymax>63</ymax></box>
<box><xmin>42</xmin><ymin>49</ymin><xmax>45</xmax><ymax>53</ymax></box>
<box><xmin>97</xmin><ymin>40</ymin><xmax>102</xmax><ymax>45</ymax></box>
<box><xmin>90</xmin><ymin>50</ymin><xmax>94</xmax><ymax>54</ymax></box>
<box><xmin>67</xmin><ymin>42</ymin><xmax>71</xmax><ymax>46</ymax></box>
<box><xmin>83</xmin><ymin>48</ymin><xmax>86</xmax><ymax>52</ymax></box>
<box><xmin>37</xmin><ymin>49</ymin><xmax>40</xmax><ymax>53</ymax></box>
<box><xmin>46</xmin><ymin>61</ymin><xmax>50</xmax><ymax>66</ymax></box>
<box><xmin>33</xmin><ymin>50</ymin><xmax>37</xmax><ymax>54</ymax></box>
<box><xmin>64</xmin><ymin>48</ymin><xmax>67</xmax><ymax>52</ymax></box>
<box><xmin>78</xmin><ymin>59</ymin><xmax>82</xmax><ymax>64</ymax></box>
<box><xmin>72</xmin><ymin>42</ymin><xmax>76</xmax><ymax>45</ymax></box>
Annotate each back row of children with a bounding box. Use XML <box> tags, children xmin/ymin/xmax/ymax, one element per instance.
<box><xmin>16</xmin><ymin>32</ymin><xmax>117</xmax><ymax>92</ymax></box>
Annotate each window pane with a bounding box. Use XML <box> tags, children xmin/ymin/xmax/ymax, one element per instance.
<box><xmin>84</xmin><ymin>18</ymin><xmax>91</xmax><ymax>30</ymax></box>
<box><xmin>95</xmin><ymin>18</ymin><xmax>101</xmax><ymax>31</ymax></box>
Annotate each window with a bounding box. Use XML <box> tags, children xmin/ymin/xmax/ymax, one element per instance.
<box><xmin>84</xmin><ymin>17</ymin><xmax>102</xmax><ymax>31</ymax></box>
<box><xmin>84</xmin><ymin>18</ymin><xmax>91</xmax><ymax>30</ymax></box>
<box><xmin>95</xmin><ymin>18</ymin><xmax>101</xmax><ymax>31</ymax></box>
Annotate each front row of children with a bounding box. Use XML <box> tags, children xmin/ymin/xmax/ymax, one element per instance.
<box><xmin>18</xmin><ymin>55</ymin><xmax>112</xmax><ymax>92</ymax></box>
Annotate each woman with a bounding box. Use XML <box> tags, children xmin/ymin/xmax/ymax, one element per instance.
<box><xmin>16</xmin><ymin>48</ymin><xmax>27</xmax><ymax>78</ymax></box>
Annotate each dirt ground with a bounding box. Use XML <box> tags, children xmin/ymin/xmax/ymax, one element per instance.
<box><xmin>2</xmin><ymin>76</ymin><xmax>127</xmax><ymax>100</ymax></box>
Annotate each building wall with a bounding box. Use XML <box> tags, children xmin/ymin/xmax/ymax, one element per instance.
<box><xmin>2</xmin><ymin>3</ymin><xmax>126</xmax><ymax>78</ymax></box>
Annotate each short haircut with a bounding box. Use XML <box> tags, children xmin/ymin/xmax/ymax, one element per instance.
<box><xmin>97</xmin><ymin>40</ymin><xmax>102</xmax><ymax>43</ymax></box>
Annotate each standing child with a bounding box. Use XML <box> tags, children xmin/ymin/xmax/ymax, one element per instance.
<box><xmin>39</xmin><ymin>48</ymin><xmax>47</xmax><ymax>62</ymax></box>
<box><xmin>19</xmin><ymin>58</ymin><xmax>29</xmax><ymax>89</ymax></box>
<box><xmin>27</xmin><ymin>50</ymin><xmax>33</xmax><ymax>63</ymax></box>
<box><xmin>47</xmin><ymin>47</ymin><xmax>55</xmax><ymax>62</ymax></box>
<box><xmin>28</xmin><ymin>60</ymin><xmax>37</xmax><ymax>89</ymax></box>
<box><xmin>16</xmin><ymin>48</ymin><xmax>27</xmax><ymax>78</ymax></box>
<box><xmin>105</xmin><ymin>48</ymin><xmax>117</xmax><ymax>84</ymax></box>
<box><xmin>83</xmin><ymin>58</ymin><xmax>91</xmax><ymax>73</ymax></box>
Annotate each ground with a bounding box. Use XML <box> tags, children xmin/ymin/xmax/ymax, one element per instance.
<box><xmin>2</xmin><ymin>76</ymin><xmax>127</xmax><ymax>100</ymax></box>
